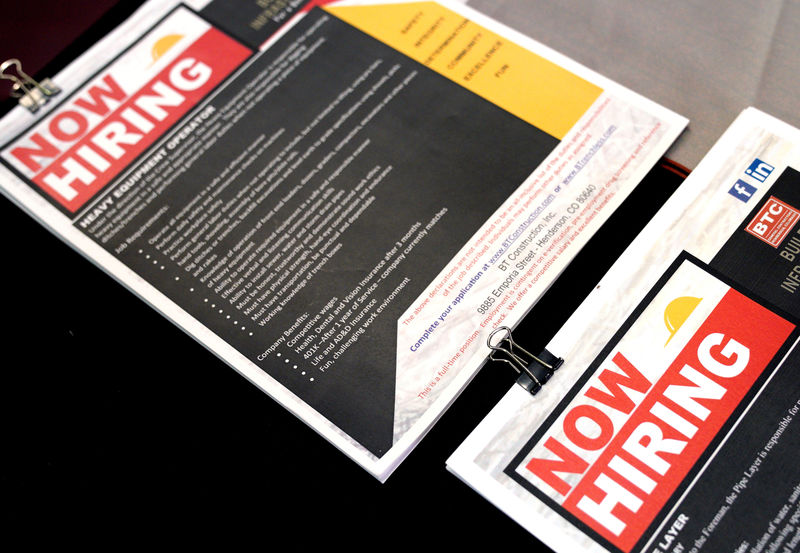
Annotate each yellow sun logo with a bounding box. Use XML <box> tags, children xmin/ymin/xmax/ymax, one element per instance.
<box><xmin>664</xmin><ymin>296</ymin><xmax>702</xmax><ymax>345</ymax></box>
<box><xmin>151</xmin><ymin>34</ymin><xmax>184</xmax><ymax>63</ymax></box>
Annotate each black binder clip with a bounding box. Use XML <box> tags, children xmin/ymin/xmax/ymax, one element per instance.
<box><xmin>487</xmin><ymin>326</ymin><xmax>563</xmax><ymax>396</ymax></box>
<box><xmin>0</xmin><ymin>58</ymin><xmax>60</xmax><ymax>113</ymax></box>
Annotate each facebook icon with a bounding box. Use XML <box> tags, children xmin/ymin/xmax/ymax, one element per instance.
<box><xmin>729</xmin><ymin>179</ymin><xmax>757</xmax><ymax>202</ymax></box>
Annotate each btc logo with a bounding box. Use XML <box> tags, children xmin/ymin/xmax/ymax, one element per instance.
<box><xmin>745</xmin><ymin>196</ymin><xmax>800</xmax><ymax>247</ymax></box>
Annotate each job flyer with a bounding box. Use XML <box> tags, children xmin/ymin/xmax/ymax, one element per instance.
<box><xmin>448</xmin><ymin>108</ymin><xmax>800</xmax><ymax>550</ymax></box>
<box><xmin>0</xmin><ymin>0</ymin><xmax>684</xmax><ymax>479</ymax></box>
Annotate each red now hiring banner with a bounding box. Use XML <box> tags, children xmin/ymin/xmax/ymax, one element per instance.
<box><xmin>519</xmin><ymin>261</ymin><xmax>795</xmax><ymax>552</ymax></box>
<box><xmin>6</xmin><ymin>11</ymin><xmax>250</xmax><ymax>213</ymax></box>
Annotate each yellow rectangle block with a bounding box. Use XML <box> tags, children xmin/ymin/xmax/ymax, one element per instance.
<box><xmin>326</xmin><ymin>2</ymin><xmax>603</xmax><ymax>139</ymax></box>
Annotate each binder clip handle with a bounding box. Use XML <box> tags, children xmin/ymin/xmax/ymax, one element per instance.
<box><xmin>0</xmin><ymin>58</ymin><xmax>60</xmax><ymax>113</ymax></box>
<box><xmin>487</xmin><ymin>326</ymin><xmax>563</xmax><ymax>396</ymax></box>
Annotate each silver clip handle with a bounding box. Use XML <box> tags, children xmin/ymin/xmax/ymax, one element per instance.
<box><xmin>0</xmin><ymin>58</ymin><xmax>60</xmax><ymax>113</ymax></box>
<box><xmin>487</xmin><ymin>326</ymin><xmax>554</xmax><ymax>386</ymax></box>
